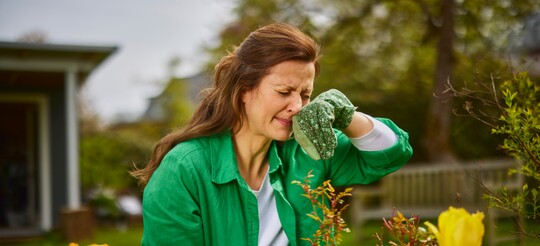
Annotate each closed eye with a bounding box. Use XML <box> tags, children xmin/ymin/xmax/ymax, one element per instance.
<box><xmin>277</xmin><ymin>90</ymin><xmax>310</xmax><ymax>100</ymax></box>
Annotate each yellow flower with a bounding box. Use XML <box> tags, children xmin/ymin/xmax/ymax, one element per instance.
<box><xmin>424</xmin><ymin>206</ymin><xmax>485</xmax><ymax>246</ymax></box>
<box><xmin>393</xmin><ymin>211</ymin><xmax>406</xmax><ymax>223</ymax></box>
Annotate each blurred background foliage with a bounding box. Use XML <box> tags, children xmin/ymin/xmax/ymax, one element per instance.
<box><xmin>205</xmin><ymin>0</ymin><xmax>537</xmax><ymax>162</ymax></box>
<box><xmin>80</xmin><ymin>130</ymin><xmax>149</xmax><ymax>191</ymax></box>
<box><xmin>79</xmin><ymin>0</ymin><xmax>539</xmax><ymax>196</ymax></box>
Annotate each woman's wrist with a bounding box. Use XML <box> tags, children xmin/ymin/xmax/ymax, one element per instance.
<box><xmin>348</xmin><ymin>113</ymin><xmax>398</xmax><ymax>151</ymax></box>
<box><xmin>342</xmin><ymin>112</ymin><xmax>374</xmax><ymax>138</ymax></box>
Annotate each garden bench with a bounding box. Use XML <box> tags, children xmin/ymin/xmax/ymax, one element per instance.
<box><xmin>351</xmin><ymin>159</ymin><xmax>525</xmax><ymax>245</ymax></box>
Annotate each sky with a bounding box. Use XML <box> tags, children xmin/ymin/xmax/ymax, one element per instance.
<box><xmin>0</xmin><ymin>0</ymin><xmax>235</xmax><ymax>122</ymax></box>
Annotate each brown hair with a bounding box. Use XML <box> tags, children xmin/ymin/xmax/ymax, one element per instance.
<box><xmin>131</xmin><ymin>22</ymin><xmax>321</xmax><ymax>188</ymax></box>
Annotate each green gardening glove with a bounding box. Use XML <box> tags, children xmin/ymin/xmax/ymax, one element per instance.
<box><xmin>292</xmin><ymin>89</ymin><xmax>356</xmax><ymax>160</ymax></box>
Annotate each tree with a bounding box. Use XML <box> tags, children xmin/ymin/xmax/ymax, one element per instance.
<box><xmin>79</xmin><ymin>91</ymin><xmax>154</xmax><ymax>192</ymax></box>
<box><xmin>424</xmin><ymin>0</ymin><xmax>455</xmax><ymax>161</ymax></box>
<box><xmin>161</xmin><ymin>77</ymin><xmax>194</xmax><ymax>130</ymax></box>
<box><xmin>16</xmin><ymin>30</ymin><xmax>48</xmax><ymax>43</ymax></box>
<box><xmin>80</xmin><ymin>132</ymin><xmax>148</xmax><ymax>191</ymax></box>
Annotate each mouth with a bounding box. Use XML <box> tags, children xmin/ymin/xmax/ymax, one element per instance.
<box><xmin>275</xmin><ymin>117</ymin><xmax>292</xmax><ymax>127</ymax></box>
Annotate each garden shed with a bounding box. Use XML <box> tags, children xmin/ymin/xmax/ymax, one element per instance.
<box><xmin>0</xmin><ymin>41</ymin><xmax>117</xmax><ymax>240</ymax></box>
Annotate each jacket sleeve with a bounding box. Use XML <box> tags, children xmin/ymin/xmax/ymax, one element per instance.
<box><xmin>141</xmin><ymin>151</ymin><xmax>203</xmax><ymax>246</ymax></box>
<box><xmin>326</xmin><ymin>117</ymin><xmax>413</xmax><ymax>186</ymax></box>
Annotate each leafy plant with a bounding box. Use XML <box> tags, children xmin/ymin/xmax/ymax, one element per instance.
<box><xmin>374</xmin><ymin>209</ymin><xmax>437</xmax><ymax>246</ymax></box>
<box><xmin>449</xmin><ymin>71</ymin><xmax>540</xmax><ymax>239</ymax></box>
<box><xmin>483</xmin><ymin>73</ymin><xmax>540</xmax><ymax>237</ymax></box>
<box><xmin>292</xmin><ymin>170</ymin><xmax>352</xmax><ymax>245</ymax></box>
<box><xmin>80</xmin><ymin>131</ymin><xmax>150</xmax><ymax>191</ymax></box>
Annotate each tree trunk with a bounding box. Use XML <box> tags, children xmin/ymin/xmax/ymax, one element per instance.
<box><xmin>424</xmin><ymin>0</ymin><xmax>456</xmax><ymax>162</ymax></box>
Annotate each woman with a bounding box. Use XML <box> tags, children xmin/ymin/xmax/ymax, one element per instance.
<box><xmin>132</xmin><ymin>23</ymin><xmax>412</xmax><ymax>245</ymax></box>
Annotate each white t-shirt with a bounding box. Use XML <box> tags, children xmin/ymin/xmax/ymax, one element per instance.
<box><xmin>251</xmin><ymin>170</ymin><xmax>289</xmax><ymax>245</ymax></box>
<box><xmin>255</xmin><ymin>114</ymin><xmax>398</xmax><ymax>245</ymax></box>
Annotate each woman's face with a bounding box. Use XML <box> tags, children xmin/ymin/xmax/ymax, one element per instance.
<box><xmin>241</xmin><ymin>60</ymin><xmax>315</xmax><ymax>141</ymax></box>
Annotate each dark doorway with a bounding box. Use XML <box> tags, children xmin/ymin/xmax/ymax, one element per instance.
<box><xmin>0</xmin><ymin>102</ymin><xmax>40</xmax><ymax>232</ymax></box>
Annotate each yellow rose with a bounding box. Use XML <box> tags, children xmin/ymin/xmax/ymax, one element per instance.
<box><xmin>425</xmin><ymin>206</ymin><xmax>485</xmax><ymax>246</ymax></box>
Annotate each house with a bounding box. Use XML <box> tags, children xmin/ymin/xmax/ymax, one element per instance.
<box><xmin>511</xmin><ymin>12</ymin><xmax>540</xmax><ymax>77</ymax></box>
<box><xmin>0</xmin><ymin>41</ymin><xmax>117</xmax><ymax>240</ymax></box>
<box><xmin>142</xmin><ymin>72</ymin><xmax>211</xmax><ymax>124</ymax></box>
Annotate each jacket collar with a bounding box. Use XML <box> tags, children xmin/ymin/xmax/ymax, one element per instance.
<box><xmin>267</xmin><ymin>141</ymin><xmax>283</xmax><ymax>175</ymax></box>
<box><xmin>211</xmin><ymin>130</ymin><xmax>284</xmax><ymax>184</ymax></box>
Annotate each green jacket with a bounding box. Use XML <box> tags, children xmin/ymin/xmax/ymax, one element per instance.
<box><xmin>142</xmin><ymin>118</ymin><xmax>412</xmax><ymax>245</ymax></box>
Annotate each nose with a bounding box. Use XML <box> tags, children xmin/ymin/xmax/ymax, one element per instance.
<box><xmin>287</xmin><ymin>95</ymin><xmax>303</xmax><ymax>115</ymax></box>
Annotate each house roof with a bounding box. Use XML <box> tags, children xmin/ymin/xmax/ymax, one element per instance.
<box><xmin>142</xmin><ymin>72</ymin><xmax>212</xmax><ymax>122</ymax></box>
<box><xmin>0</xmin><ymin>41</ymin><xmax>118</xmax><ymax>81</ymax></box>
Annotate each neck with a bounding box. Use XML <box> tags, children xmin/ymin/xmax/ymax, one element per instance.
<box><xmin>233</xmin><ymin>128</ymin><xmax>272</xmax><ymax>190</ymax></box>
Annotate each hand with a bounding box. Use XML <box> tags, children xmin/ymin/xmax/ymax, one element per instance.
<box><xmin>292</xmin><ymin>89</ymin><xmax>356</xmax><ymax>160</ymax></box>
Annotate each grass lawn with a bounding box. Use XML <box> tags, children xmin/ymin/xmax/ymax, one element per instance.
<box><xmin>1</xmin><ymin>225</ymin><xmax>143</xmax><ymax>246</ymax></box>
<box><xmin>76</xmin><ymin>226</ymin><xmax>143</xmax><ymax>246</ymax></box>
<box><xmin>2</xmin><ymin>219</ymin><xmax>539</xmax><ymax>245</ymax></box>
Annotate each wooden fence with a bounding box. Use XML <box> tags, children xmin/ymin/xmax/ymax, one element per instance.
<box><xmin>351</xmin><ymin>159</ymin><xmax>525</xmax><ymax>245</ymax></box>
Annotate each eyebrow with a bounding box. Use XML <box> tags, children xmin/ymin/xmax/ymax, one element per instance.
<box><xmin>276</xmin><ymin>84</ymin><xmax>312</xmax><ymax>93</ymax></box>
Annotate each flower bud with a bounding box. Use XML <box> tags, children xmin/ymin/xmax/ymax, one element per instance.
<box><xmin>427</xmin><ymin>206</ymin><xmax>485</xmax><ymax>246</ymax></box>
